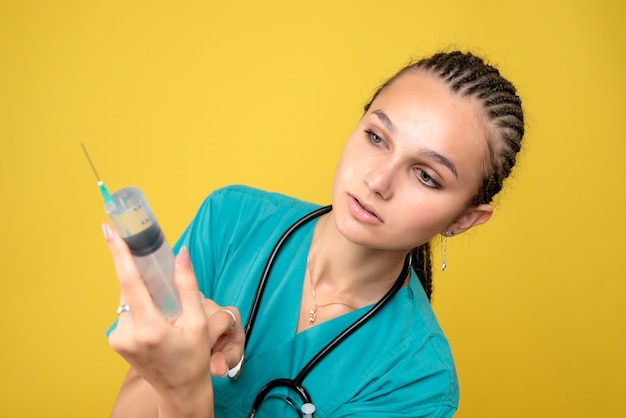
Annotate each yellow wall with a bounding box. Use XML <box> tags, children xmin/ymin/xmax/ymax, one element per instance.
<box><xmin>1</xmin><ymin>1</ymin><xmax>624</xmax><ymax>416</ymax></box>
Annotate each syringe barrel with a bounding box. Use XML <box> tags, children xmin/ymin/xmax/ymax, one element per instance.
<box><xmin>131</xmin><ymin>239</ymin><xmax>181</xmax><ymax>318</ymax></box>
<box><xmin>106</xmin><ymin>186</ymin><xmax>181</xmax><ymax>318</ymax></box>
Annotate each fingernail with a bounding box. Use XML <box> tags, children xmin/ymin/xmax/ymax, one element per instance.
<box><xmin>177</xmin><ymin>246</ymin><xmax>191</xmax><ymax>268</ymax></box>
<box><xmin>102</xmin><ymin>223</ymin><xmax>113</xmax><ymax>241</ymax></box>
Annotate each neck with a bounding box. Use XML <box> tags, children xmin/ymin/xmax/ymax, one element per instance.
<box><xmin>307</xmin><ymin>213</ymin><xmax>409</xmax><ymax>307</ymax></box>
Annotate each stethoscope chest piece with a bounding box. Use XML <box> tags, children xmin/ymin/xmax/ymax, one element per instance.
<box><xmin>301</xmin><ymin>402</ymin><xmax>316</xmax><ymax>417</ymax></box>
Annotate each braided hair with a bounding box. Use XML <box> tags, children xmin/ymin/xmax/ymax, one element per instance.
<box><xmin>364</xmin><ymin>51</ymin><xmax>525</xmax><ymax>300</ymax></box>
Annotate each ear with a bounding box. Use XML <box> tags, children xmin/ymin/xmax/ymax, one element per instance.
<box><xmin>442</xmin><ymin>204</ymin><xmax>494</xmax><ymax>236</ymax></box>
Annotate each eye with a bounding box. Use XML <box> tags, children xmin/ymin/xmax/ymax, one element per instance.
<box><xmin>365</xmin><ymin>129</ymin><xmax>384</xmax><ymax>145</ymax></box>
<box><xmin>417</xmin><ymin>169</ymin><xmax>441</xmax><ymax>189</ymax></box>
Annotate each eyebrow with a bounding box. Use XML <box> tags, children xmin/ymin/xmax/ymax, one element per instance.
<box><xmin>419</xmin><ymin>150</ymin><xmax>458</xmax><ymax>178</ymax></box>
<box><xmin>372</xmin><ymin>109</ymin><xmax>396</xmax><ymax>135</ymax></box>
<box><xmin>371</xmin><ymin>108</ymin><xmax>458</xmax><ymax>178</ymax></box>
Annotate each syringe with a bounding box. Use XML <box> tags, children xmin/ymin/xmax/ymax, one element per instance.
<box><xmin>82</xmin><ymin>144</ymin><xmax>182</xmax><ymax>318</ymax></box>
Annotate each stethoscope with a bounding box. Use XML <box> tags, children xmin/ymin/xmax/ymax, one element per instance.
<box><xmin>240</xmin><ymin>205</ymin><xmax>412</xmax><ymax>417</ymax></box>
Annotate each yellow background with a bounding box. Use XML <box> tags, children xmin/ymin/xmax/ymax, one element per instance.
<box><xmin>1</xmin><ymin>1</ymin><xmax>624</xmax><ymax>416</ymax></box>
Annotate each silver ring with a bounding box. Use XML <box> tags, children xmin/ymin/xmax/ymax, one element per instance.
<box><xmin>220</xmin><ymin>309</ymin><xmax>236</xmax><ymax>330</ymax></box>
<box><xmin>117</xmin><ymin>304</ymin><xmax>130</xmax><ymax>315</ymax></box>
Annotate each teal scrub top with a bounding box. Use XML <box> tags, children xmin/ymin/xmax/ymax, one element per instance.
<box><xmin>173</xmin><ymin>185</ymin><xmax>458</xmax><ymax>417</ymax></box>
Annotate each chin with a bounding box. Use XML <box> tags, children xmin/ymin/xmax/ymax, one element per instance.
<box><xmin>331</xmin><ymin>211</ymin><xmax>382</xmax><ymax>248</ymax></box>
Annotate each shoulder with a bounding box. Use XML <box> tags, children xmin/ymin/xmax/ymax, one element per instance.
<box><xmin>406</xmin><ymin>275</ymin><xmax>457</xmax><ymax>367</ymax></box>
<box><xmin>190</xmin><ymin>185</ymin><xmax>322</xmax><ymax>238</ymax></box>
<box><xmin>395</xmin><ymin>277</ymin><xmax>458</xmax><ymax>395</ymax></box>
<box><xmin>314</xmin><ymin>282</ymin><xmax>458</xmax><ymax>416</ymax></box>
<box><xmin>203</xmin><ymin>185</ymin><xmax>318</xmax><ymax>214</ymax></box>
<box><xmin>341</xmin><ymin>281</ymin><xmax>458</xmax><ymax>415</ymax></box>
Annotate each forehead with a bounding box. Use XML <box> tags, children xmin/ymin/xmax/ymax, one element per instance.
<box><xmin>369</xmin><ymin>70</ymin><xmax>490</xmax><ymax>185</ymax></box>
<box><xmin>371</xmin><ymin>70</ymin><xmax>484</xmax><ymax>131</ymax></box>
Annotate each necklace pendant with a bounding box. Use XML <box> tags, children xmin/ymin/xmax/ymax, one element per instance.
<box><xmin>309</xmin><ymin>306</ymin><xmax>317</xmax><ymax>326</ymax></box>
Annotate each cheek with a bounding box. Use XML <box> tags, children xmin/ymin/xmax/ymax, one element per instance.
<box><xmin>399</xmin><ymin>195</ymin><xmax>463</xmax><ymax>235</ymax></box>
<box><xmin>333</xmin><ymin>138</ymin><xmax>361</xmax><ymax>182</ymax></box>
<box><xmin>331</xmin><ymin>149</ymin><xmax>350</xmax><ymax>199</ymax></box>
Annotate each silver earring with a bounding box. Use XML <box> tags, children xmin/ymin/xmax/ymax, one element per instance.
<box><xmin>441</xmin><ymin>231</ymin><xmax>455</xmax><ymax>271</ymax></box>
<box><xmin>441</xmin><ymin>234</ymin><xmax>447</xmax><ymax>271</ymax></box>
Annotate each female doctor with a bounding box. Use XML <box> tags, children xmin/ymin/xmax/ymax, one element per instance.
<box><xmin>103</xmin><ymin>50</ymin><xmax>524</xmax><ymax>417</ymax></box>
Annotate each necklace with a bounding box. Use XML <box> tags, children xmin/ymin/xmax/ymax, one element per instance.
<box><xmin>307</xmin><ymin>259</ymin><xmax>357</xmax><ymax>326</ymax></box>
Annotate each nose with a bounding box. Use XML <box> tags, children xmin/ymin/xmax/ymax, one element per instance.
<box><xmin>364</xmin><ymin>158</ymin><xmax>397</xmax><ymax>200</ymax></box>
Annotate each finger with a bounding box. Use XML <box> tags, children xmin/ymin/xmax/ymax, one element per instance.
<box><xmin>210</xmin><ymin>351</ymin><xmax>229</xmax><ymax>376</ymax></box>
<box><xmin>202</xmin><ymin>298</ymin><xmax>240</xmax><ymax>320</ymax></box>
<box><xmin>210</xmin><ymin>342</ymin><xmax>243</xmax><ymax>376</ymax></box>
<box><xmin>207</xmin><ymin>306</ymin><xmax>244</xmax><ymax>367</ymax></box>
<box><xmin>206</xmin><ymin>305</ymin><xmax>240</xmax><ymax>337</ymax></box>
<box><xmin>108</xmin><ymin>311</ymin><xmax>137</xmax><ymax>355</ymax></box>
<box><xmin>102</xmin><ymin>222</ymin><xmax>157</xmax><ymax>320</ymax></box>
<box><xmin>174</xmin><ymin>246</ymin><xmax>206</xmax><ymax>326</ymax></box>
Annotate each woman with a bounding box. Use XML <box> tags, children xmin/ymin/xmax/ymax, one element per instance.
<box><xmin>104</xmin><ymin>51</ymin><xmax>524</xmax><ymax>417</ymax></box>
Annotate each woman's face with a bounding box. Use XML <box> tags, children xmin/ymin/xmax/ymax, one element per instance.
<box><xmin>331</xmin><ymin>70</ymin><xmax>493</xmax><ymax>252</ymax></box>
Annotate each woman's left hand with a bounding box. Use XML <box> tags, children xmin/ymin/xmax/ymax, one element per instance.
<box><xmin>201</xmin><ymin>298</ymin><xmax>245</xmax><ymax>378</ymax></box>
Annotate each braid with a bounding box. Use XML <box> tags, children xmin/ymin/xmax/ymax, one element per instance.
<box><xmin>365</xmin><ymin>51</ymin><xmax>525</xmax><ymax>301</ymax></box>
<box><xmin>411</xmin><ymin>51</ymin><xmax>525</xmax><ymax>205</ymax></box>
<box><xmin>365</xmin><ymin>51</ymin><xmax>524</xmax><ymax>205</ymax></box>
<box><xmin>411</xmin><ymin>242</ymin><xmax>433</xmax><ymax>300</ymax></box>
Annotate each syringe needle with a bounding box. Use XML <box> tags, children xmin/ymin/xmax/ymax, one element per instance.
<box><xmin>81</xmin><ymin>143</ymin><xmax>115</xmax><ymax>209</ymax></box>
<box><xmin>81</xmin><ymin>142</ymin><xmax>102</xmax><ymax>181</ymax></box>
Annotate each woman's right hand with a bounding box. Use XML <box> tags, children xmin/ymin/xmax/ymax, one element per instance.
<box><xmin>111</xmin><ymin>300</ymin><xmax>245</xmax><ymax>418</ymax></box>
<box><xmin>104</xmin><ymin>223</ymin><xmax>221</xmax><ymax>417</ymax></box>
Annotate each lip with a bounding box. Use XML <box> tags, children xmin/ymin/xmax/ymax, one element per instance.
<box><xmin>348</xmin><ymin>195</ymin><xmax>383</xmax><ymax>224</ymax></box>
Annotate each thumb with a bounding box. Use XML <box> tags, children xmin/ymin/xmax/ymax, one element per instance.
<box><xmin>174</xmin><ymin>246</ymin><xmax>204</xmax><ymax>321</ymax></box>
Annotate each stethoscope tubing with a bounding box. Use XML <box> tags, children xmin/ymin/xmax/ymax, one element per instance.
<box><xmin>243</xmin><ymin>205</ymin><xmax>333</xmax><ymax>347</ymax></box>
<box><xmin>243</xmin><ymin>205</ymin><xmax>411</xmax><ymax>417</ymax></box>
